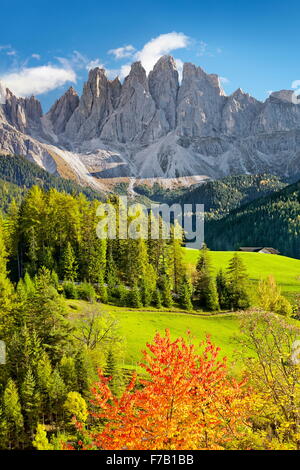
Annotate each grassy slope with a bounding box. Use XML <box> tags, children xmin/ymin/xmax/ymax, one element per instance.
<box><xmin>66</xmin><ymin>250</ymin><xmax>300</xmax><ymax>372</ymax></box>
<box><xmin>183</xmin><ymin>248</ymin><xmax>300</xmax><ymax>293</ymax></box>
<box><xmin>67</xmin><ymin>300</ymin><xmax>240</xmax><ymax>371</ymax></box>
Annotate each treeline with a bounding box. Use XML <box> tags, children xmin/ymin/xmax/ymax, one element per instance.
<box><xmin>0</xmin><ymin>179</ymin><xmax>25</xmax><ymax>212</ymax></box>
<box><xmin>135</xmin><ymin>174</ymin><xmax>287</xmax><ymax>217</ymax></box>
<box><xmin>206</xmin><ymin>179</ymin><xmax>300</xmax><ymax>259</ymax></box>
<box><xmin>0</xmin><ymin>155</ymin><xmax>105</xmax><ymax>202</ymax></box>
<box><xmin>2</xmin><ymin>185</ymin><xmax>190</xmax><ymax>310</ymax></box>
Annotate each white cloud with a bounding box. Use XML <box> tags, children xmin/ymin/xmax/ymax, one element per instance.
<box><xmin>220</xmin><ymin>76</ymin><xmax>229</xmax><ymax>84</ymax></box>
<box><xmin>31</xmin><ymin>53</ymin><xmax>41</xmax><ymax>60</ymax></box>
<box><xmin>135</xmin><ymin>32</ymin><xmax>189</xmax><ymax>73</ymax></box>
<box><xmin>197</xmin><ymin>40</ymin><xmax>208</xmax><ymax>57</ymax></box>
<box><xmin>86</xmin><ymin>59</ymin><xmax>105</xmax><ymax>70</ymax></box>
<box><xmin>106</xmin><ymin>32</ymin><xmax>190</xmax><ymax>80</ymax></box>
<box><xmin>0</xmin><ymin>45</ymin><xmax>11</xmax><ymax>51</ymax></box>
<box><xmin>0</xmin><ymin>65</ymin><xmax>76</xmax><ymax>97</ymax></box>
<box><xmin>108</xmin><ymin>45</ymin><xmax>135</xmax><ymax>59</ymax></box>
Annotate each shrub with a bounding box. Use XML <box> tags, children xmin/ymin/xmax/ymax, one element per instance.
<box><xmin>63</xmin><ymin>282</ymin><xmax>78</xmax><ymax>299</ymax></box>
<box><xmin>77</xmin><ymin>283</ymin><xmax>96</xmax><ymax>302</ymax></box>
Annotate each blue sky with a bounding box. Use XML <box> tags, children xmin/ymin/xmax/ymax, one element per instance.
<box><xmin>1</xmin><ymin>0</ymin><xmax>300</xmax><ymax>110</ymax></box>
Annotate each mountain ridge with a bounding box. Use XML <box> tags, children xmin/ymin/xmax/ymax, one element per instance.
<box><xmin>1</xmin><ymin>55</ymin><xmax>300</xmax><ymax>189</ymax></box>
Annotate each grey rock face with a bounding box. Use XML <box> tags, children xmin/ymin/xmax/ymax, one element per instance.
<box><xmin>176</xmin><ymin>63</ymin><xmax>225</xmax><ymax>138</ymax></box>
<box><xmin>65</xmin><ymin>68</ymin><xmax>114</xmax><ymax>142</ymax></box>
<box><xmin>100</xmin><ymin>61</ymin><xmax>168</xmax><ymax>144</ymax></box>
<box><xmin>148</xmin><ymin>55</ymin><xmax>179</xmax><ymax>130</ymax></box>
<box><xmin>3</xmin><ymin>90</ymin><xmax>42</xmax><ymax>134</ymax></box>
<box><xmin>221</xmin><ymin>89</ymin><xmax>263</xmax><ymax>136</ymax></box>
<box><xmin>2</xmin><ymin>56</ymin><xmax>300</xmax><ymax>187</ymax></box>
<box><xmin>47</xmin><ymin>87</ymin><xmax>79</xmax><ymax>135</ymax></box>
<box><xmin>252</xmin><ymin>90</ymin><xmax>300</xmax><ymax>134</ymax></box>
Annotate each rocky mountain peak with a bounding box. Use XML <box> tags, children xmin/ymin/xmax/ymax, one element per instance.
<box><xmin>109</xmin><ymin>77</ymin><xmax>122</xmax><ymax>109</ymax></box>
<box><xmin>269</xmin><ymin>90</ymin><xmax>295</xmax><ymax>104</ymax></box>
<box><xmin>2</xmin><ymin>89</ymin><xmax>42</xmax><ymax>134</ymax></box>
<box><xmin>148</xmin><ymin>55</ymin><xmax>179</xmax><ymax>130</ymax></box>
<box><xmin>46</xmin><ymin>86</ymin><xmax>79</xmax><ymax>135</ymax></box>
<box><xmin>2</xmin><ymin>55</ymin><xmax>300</xmax><ymax>186</ymax></box>
<box><xmin>122</xmin><ymin>61</ymin><xmax>148</xmax><ymax>93</ymax></box>
<box><xmin>176</xmin><ymin>62</ymin><xmax>225</xmax><ymax>137</ymax></box>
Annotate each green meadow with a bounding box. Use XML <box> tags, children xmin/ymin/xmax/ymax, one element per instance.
<box><xmin>183</xmin><ymin>249</ymin><xmax>300</xmax><ymax>294</ymax></box>
<box><xmin>66</xmin><ymin>250</ymin><xmax>300</xmax><ymax>372</ymax></box>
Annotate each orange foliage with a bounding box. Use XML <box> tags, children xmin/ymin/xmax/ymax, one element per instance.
<box><xmin>72</xmin><ymin>330</ymin><xmax>252</xmax><ymax>450</ymax></box>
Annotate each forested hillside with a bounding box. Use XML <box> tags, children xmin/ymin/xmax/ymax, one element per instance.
<box><xmin>0</xmin><ymin>155</ymin><xmax>105</xmax><ymax>202</ymax></box>
<box><xmin>206</xmin><ymin>179</ymin><xmax>300</xmax><ymax>258</ymax></box>
<box><xmin>0</xmin><ymin>183</ymin><xmax>298</xmax><ymax>450</ymax></box>
<box><xmin>175</xmin><ymin>174</ymin><xmax>287</xmax><ymax>217</ymax></box>
<box><xmin>0</xmin><ymin>179</ymin><xmax>25</xmax><ymax>212</ymax></box>
<box><xmin>135</xmin><ymin>174</ymin><xmax>287</xmax><ymax>217</ymax></box>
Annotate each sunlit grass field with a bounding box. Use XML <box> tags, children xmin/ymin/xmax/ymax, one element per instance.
<box><xmin>183</xmin><ymin>248</ymin><xmax>300</xmax><ymax>294</ymax></box>
<box><xmin>66</xmin><ymin>250</ymin><xmax>300</xmax><ymax>372</ymax></box>
<box><xmin>67</xmin><ymin>300</ymin><xmax>241</xmax><ymax>371</ymax></box>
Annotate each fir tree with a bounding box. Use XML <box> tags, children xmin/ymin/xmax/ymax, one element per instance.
<box><xmin>104</xmin><ymin>349</ymin><xmax>121</xmax><ymax>395</ymax></box>
<box><xmin>159</xmin><ymin>275</ymin><xmax>173</xmax><ymax>308</ymax></box>
<box><xmin>153</xmin><ymin>289</ymin><xmax>162</xmax><ymax>309</ymax></box>
<box><xmin>3</xmin><ymin>379</ymin><xmax>24</xmax><ymax>449</ymax></box>
<box><xmin>194</xmin><ymin>245</ymin><xmax>220</xmax><ymax>311</ymax></box>
<box><xmin>61</xmin><ymin>242</ymin><xmax>78</xmax><ymax>282</ymax></box>
<box><xmin>216</xmin><ymin>269</ymin><xmax>229</xmax><ymax>309</ymax></box>
<box><xmin>21</xmin><ymin>368</ymin><xmax>39</xmax><ymax>439</ymax></box>
<box><xmin>59</xmin><ymin>355</ymin><xmax>77</xmax><ymax>392</ymax></box>
<box><xmin>75</xmin><ymin>350</ymin><xmax>90</xmax><ymax>396</ymax></box>
<box><xmin>226</xmin><ymin>253</ymin><xmax>251</xmax><ymax>310</ymax></box>
<box><xmin>179</xmin><ymin>276</ymin><xmax>193</xmax><ymax>311</ymax></box>
<box><xmin>127</xmin><ymin>283</ymin><xmax>143</xmax><ymax>308</ymax></box>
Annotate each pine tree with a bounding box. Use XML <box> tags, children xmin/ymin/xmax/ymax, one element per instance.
<box><xmin>25</xmin><ymin>269</ymin><xmax>72</xmax><ymax>360</ymax></box>
<box><xmin>0</xmin><ymin>217</ymin><xmax>15</xmax><ymax>335</ymax></box>
<box><xmin>104</xmin><ymin>349</ymin><xmax>121</xmax><ymax>395</ymax></box>
<box><xmin>106</xmin><ymin>241</ymin><xmax>118</xmax><ymax>290</ymax></box>
<box><xmin>96</xmin><ymin>272</ymin><xmax>108</xmax><ymax>303</ymax></box>
<box><xmin>159</xmin><ymin>275</ymin><xmax>173</xmax><ymax>308</ymax></box>
<box><xmin>21</xmin><ymin>368</ymin><xmax>39</xmax><ymax>439</ymax></box>
<box><xmin>49</xmin><ymin>369</ymin><xmax>66</xmax><ymax>419</ymax></box>
<box><xmin>61</xmin><ymin>242</ymin><xmax>78</xmax><ymax>281</ymax></box>
<box><xmin>140</xmin><ymin>277</ymin><xmax>152</xmax><ymax>307</ymax></box>
<box><xmin>75</xmin><ymin>350</ymin><xmax>90</xmax><ymax>396</ymax></box>
<box><xmin>226</xmin><ymin>253</ymin><xmax>251</xmax><ymax>310</ymax></box>
<box><xmin>206</xmin><ymin>277</ymin><xmax>220</xmax><ymax>311</ymax></box>
<box><xmin>153</xmin><ymin>289</ymin><xmax>162</xmax><ymax>309</ymax></box>
<box><xmin>216</xmin><ymin>269</ymin><xmax>229</xmax><ymax>309</ymax></box>
<box><xmin>3</xmin><ymin>379</ymin><xmax>24</xmax><ymax>449</ymax></box>
<box><xmin>179</xmin><ymin>276</ymin><xmax>193</xmax><ymax>311</ymax></box>
<box><xmin>0</xmin><ymin>406</ymin><xmax>9</xmax><ymax>449</ymax></box>
<box><xmin>127</xmin><ymin>283</ymin><xmax>142</xmax><ymax>308</ymax></box>
<box><xmin>194</xmin><ymin>245</ymin><xmax>219</xmax><ymax>311</ymax></box>
<box><xmin>59</xmin><ymin>355</ymin><xmax>77</xmax><ymax>392</ymax></box>
<box><xmin>36</xmin><ymin>352</ymin><xmax>56</xmax><ymax>421</ymax></box>
<box><xmin>169</xmin><ymin>223</ymin><xmax>186</xmax><ymax>294</ymax></box>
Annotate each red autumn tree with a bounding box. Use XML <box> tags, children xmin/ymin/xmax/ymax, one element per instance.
<box><xmin>70</xmin><ymin>330</ymin><xmax>251</xmax><ymax>450</ymax></box>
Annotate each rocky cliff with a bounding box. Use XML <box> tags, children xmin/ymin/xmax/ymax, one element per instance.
<box><xmin>1</xmin><ymin>55</ymin><xmax>300</xmax><ymax>189</ymax></box>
